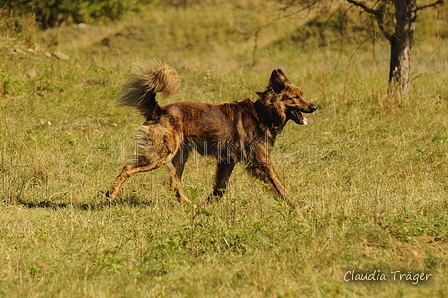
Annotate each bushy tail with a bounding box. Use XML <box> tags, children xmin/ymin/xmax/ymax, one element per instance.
<box><xmin>118</xmin><ymin>60</ymin><xmax>180</xmax><ymax>119</ymax></box>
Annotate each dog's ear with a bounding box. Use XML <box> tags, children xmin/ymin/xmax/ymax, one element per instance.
<box><xmin>269</xmin><ymin>69</ymin><xmax>288</xmax><ymax>92</ymax></box>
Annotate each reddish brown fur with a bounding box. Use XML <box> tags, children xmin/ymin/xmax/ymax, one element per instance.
<box><xmin>106</xmin><ymin>61</ymin><xmax>317</xmax><ymax>206</ymax></box>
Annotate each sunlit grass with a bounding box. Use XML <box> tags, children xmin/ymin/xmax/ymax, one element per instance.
<box><xmin>0</xmin><ymin>1</ymin><xmax>447</xmax><ymax>297</ymax></box>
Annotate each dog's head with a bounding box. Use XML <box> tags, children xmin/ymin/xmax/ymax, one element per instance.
<box><xmin>257</xmin><ymin>69</ymin><xmax>317</xmax><ymax>126</ymax></box>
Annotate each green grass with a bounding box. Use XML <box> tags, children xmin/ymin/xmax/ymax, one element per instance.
<box><xmin>1</xmin><ymin>1</ymin><xmax>447</xmax><ymax>297</ymax></box>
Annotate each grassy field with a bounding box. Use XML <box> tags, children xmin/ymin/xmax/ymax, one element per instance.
<box><xmin>1</xmin><ymin>1</ymin><xmax>447</xmax><ymax>297</ymax></box>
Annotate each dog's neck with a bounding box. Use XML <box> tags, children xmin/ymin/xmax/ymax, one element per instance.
<box><xmin>254</xmin><ymin>99</ymin><xmax>279</xmax><ymax>131</ymax></box>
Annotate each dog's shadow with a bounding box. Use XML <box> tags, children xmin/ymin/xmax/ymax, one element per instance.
<box><xmin>15</xmin><ymin>198</ymin><xmax>155</xmax><ymax>210</ymax></box>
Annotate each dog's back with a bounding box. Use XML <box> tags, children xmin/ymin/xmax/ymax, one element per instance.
<box><xmin>162</xmin><ymin>100</ymin><xmax>268</xmax><ymax>162</ymax></box>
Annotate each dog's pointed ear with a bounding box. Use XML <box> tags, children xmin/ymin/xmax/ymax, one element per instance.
<box><xmin>256</xmin><ymin>91</ymin><xmax>264</xmax><ymax>98</ymax></box>
<box><xmin>269</xmin><ymin>69</ymin><xmax>288</xmax><ymax>92</ymax></box>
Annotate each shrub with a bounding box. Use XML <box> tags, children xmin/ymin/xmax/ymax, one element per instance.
<box><xmin>2</xmin><ymin>0</ymin><xmax>150</xmax><ymax>28</ymax></box>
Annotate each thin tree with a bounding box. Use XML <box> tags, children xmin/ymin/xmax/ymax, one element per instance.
<box><xmin>346</xmin><ymin>0</ymin><xmax>444</xmax><ymax>98</ymax></box>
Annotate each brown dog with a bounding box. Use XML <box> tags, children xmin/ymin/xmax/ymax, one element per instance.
<box><xmin>106</xmin><ymin>60</ymin><xmax>317</xmax><ymax>205</ymax></box>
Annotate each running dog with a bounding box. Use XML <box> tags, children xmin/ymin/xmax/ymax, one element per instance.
<box><xmin>106</xmin><ymin>60</ymin><xmax>317</xmax><ymax>205</ymax></box>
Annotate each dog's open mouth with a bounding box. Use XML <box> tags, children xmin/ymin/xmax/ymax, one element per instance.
<box><xmin>288</xmin><ymin>109</ymin><xmax>308</xmax><ymax>125</ymax></box>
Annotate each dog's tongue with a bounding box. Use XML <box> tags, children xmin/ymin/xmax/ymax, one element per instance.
<box><xmin>293</xmin><ymin>110</ymin><xmax>308</xmax><ymax>125</ymax></box>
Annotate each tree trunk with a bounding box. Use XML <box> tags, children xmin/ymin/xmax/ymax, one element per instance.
<box><xmin>388</xmin><ymin>0</ymin><xmax>417</xmax><ymax>98</ymax></box>
<box><xmin>346</xmin><ymin>0</ymin><xmax>443</xmax><ymax>98</ymax></box>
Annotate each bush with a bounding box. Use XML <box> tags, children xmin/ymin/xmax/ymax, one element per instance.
<box><xmin>2</xmin><ymin>0</ymin><xmax>150</xmax><ymax>29</ymax></box>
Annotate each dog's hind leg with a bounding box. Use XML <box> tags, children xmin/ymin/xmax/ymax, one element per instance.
<box><xmin>106</xmin><ymin>161</ymin><xmax>164</xmax><ymax>202</ymax></box>
<box><xmin>207</xmin><ymin>162</ymin><xmax>236</xmax><ymax>203</ymax></box>
<box><xmin>167</xmin><ymin>149</ymin><xmax>192</xmax><ymax>204</ymax></box>
<box><xmin>106</xmin><ymin>132</ymin><xmax>181</xmax><ymax>202</ymax></box>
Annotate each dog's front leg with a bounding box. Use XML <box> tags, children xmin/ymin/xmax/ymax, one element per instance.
<box><xmin>246</xmin><ymin>163</ymin><xmax>294</xmax><ymax>206</ymax></box>
<box><xmin>207</xmin><ymin>162</ymin><xmax>236</xmax><ymax>203</ymax></box>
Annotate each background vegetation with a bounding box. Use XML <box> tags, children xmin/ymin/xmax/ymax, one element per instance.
<box><xmin>2</xmin><ymin>0</ymin><xmax>151</xmax><ymax>28</ymax></box>
<box><xmin>0</xmin><ymin>0</ymin><xmax>447</xmax><ymax>297</ymax></box>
